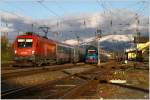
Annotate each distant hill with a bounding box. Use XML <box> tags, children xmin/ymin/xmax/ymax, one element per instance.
<box><xmin>99</xmin><ymin>35</ymin><xmax>134</xmax><ymax>52</ymax></box>
<box><xmin>79</xmin><ymin>34</ymin><xmax>134</xmax><ymax>52</ymax></box>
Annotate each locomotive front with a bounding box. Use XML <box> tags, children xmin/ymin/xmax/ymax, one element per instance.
<box><xmin>85</xmin><ymin>46</ymin><xmax>98</xmax><ymax>64</ymax></box>
<box><xmin>13</xmin><ymin>35</ymin><xmax>37</xmax><ymax>64</ymax></box>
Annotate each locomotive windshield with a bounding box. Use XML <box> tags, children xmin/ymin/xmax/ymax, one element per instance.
<box><xmin>18</xmin><ymin>38</ymin><xmax>33</xmax><ymax>48</ymax></box>
<box><xmin>88</xmin><ymin>50</ymin><xmax>96</xmax><ymax>54</ymax></box>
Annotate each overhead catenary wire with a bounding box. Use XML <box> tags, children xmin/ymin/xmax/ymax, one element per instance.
<box><xmin>96</xmin><ymin>0</ymin><xmax>111</xmax><ymax>21</ymax></box>
<box><xmin>96</xmin><ymin>0</ymin><xmax>113</xmax><ymax>32</ymax></box>
<box><xmin>106</xmin><ymin>0</ymin><xmax>146</xmax><ymax>25</ymax></box>
<box><xmin>1</xmin><ymin>0</ymin><xmax>28</xmax><ymax>15</ymax></box>
<box><xmin>0</xmin><ymin>9</ymin><xmax>25</xmax><ymax>19</ymax></box>
<box><xmin>64</xmin><ymin>0</ymin><xmax>148</xmax><ymax>38</ymax></box>
<box><xmin>100</xmin><ymin>0</ymin><xmax>147</xmax><ymax>36</ymax></box>
<box><xmin>1</xmin><ymin>1</ymin><xmax>39</xmax><ymax>33</ymax></box>
<box><xmin>37</xmin><ymin>0</ymin><xmax>61</xmax><ymax>19</ymax></box>
<box><xmin>1</xmin><ymin>0</ymin><xmax>147</xmax><ymax>26</ymax></box>
<box><xmin>96</xmin><ymin>0</ymin><xmax>121</xmax><ymax>54</ymax></box>
<box><xmin>1</xmin><ymin>1</ymin><xmax>147</xmax><ymax>36</ymax></box>
<box><xmin>36</xmin><ymin>0</ymin><xmax>105</xmax><ymax>28</ymax></box>
<box><xmin>0</xmin><ymin>9</ymin><xmax>38</xmax><ymax>36</ymax></box>
<box><xmin>36</xmin><ymin>0</ymin><xmax>90</xmax><ymax>23</ymax></box>
<box><xmin>51</xmin><ymin>0</ymin><xmax>67</xmax><ymax>14</ymax></box>
<box><xmin>0</xmin><ymin>9</ymin><xmax>26</xmax><ymax>32</ymax></box>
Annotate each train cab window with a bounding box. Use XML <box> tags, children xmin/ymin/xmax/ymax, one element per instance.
<box><xmin>88</xmin><ymin>50</ymin><xmax>96</xmax><ymax>54</ymax></box>
<box><xmin>18</xmin><ymin>38</ymin><xmax>33</xmax><ymax>48</ymax></box>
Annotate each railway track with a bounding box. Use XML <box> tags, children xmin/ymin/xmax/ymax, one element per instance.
<box><xmin>1</xmin><ymin>63</ymin><xmax>85</xmax><ymax>80</ymax></box>
<box><xmin>1</xmin><ymin>62</ymin><xmax>115</xmax><ymax>99</ymax></box>
<box><xmin>1</xmin><ymin>61</ymin><xmax>14</xmax><ymax>67</ymax></box>
<box><xmin>1</xmin><ymin>63</ymin><xmax>98</xmax><ymax>98</ymax></box>
<box><xmin>2</xmin><ymin>61</ymin><xmax>147</xmax><ymax>99</ymax></box>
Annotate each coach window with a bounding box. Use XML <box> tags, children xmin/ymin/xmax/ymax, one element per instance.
<box><xmin>63</xmin><ymin>47</ymin><xmax>67</xmax><ymax>53</ymax></box>
<box><xmin>62</xmin><ymin>47</ymin><xmax>65</xmax><ymax>53</ymax></box>
<box><xmin>58</xmin><ymin>46</ymin><xmax>63</xmax><ymax>53</ymax></box>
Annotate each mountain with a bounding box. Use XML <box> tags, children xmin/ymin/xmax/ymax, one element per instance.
<box><xmin>80</xmin><ymin>34</ymin><xmax>134</xmax><ymax>52</ymax></box>
<box><xmin>100</xmin><ymin>35</ymin><xmax>133</xmax><ymax>52</ymax></box>
<box><xmin>1</xmin><ymin>9</ymin><xmax>149</xmax><ymax>46</ymax></box>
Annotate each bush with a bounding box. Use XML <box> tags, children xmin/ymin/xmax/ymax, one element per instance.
<box><xmin>1</xmin><ymin>35</ymin><xmax>13</xmax><ymax>61</ymax></box>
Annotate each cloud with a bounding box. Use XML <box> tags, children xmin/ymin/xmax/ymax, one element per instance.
<box><xmin>1</xmin><ymin>9</ymin><xmax>149</xmax><ymax>44</ymax></box>
<box><xmin>0</xmin><ymin>26</ymin><xmax>15</xmax><ymax>32</ymax></box>
<box><xmin>100</xmin><ymin>34</ymin><xmax>134</xmax><ymax>42</ymax></box>
<box><xmin>63</xmin><ymin>39</ymin><xmax>78</xmax><ymax>45</ymax></box>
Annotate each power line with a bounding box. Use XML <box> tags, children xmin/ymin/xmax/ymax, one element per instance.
<box><xmin>4</xmin><ymin>0</ymin><xmax>97</xmax><ymax>26</ymax></box>
<box><xmin>51</xmin><ymin>0</ymin><xmax>67</xmax><ymax>14</ymax></box>
<box><xmin>1</xmin><ymin>0</ymin><xmax>27</xmax><ymax>14</ymax></box>
<box><xmin>98</xmin><ymin>0</ymin><xmax>147</xmax><ymax>33</ymax></box>
<box><xmin>96</xmin><ymin>0</ymin><xmax>113</xmax><ymax>29</ymax></box>
<box><xmin>0</xmin><ymin>9</ymin><xmax>24</xmax><ymax>19</ymax></box>
<box><xmin>37</xmin><ymin>0</ymin><xmax>102</xmax><ymax>28</ymax></box>
<box><xmin>37</xmin><ymin>0</ymin><xmax>61</xmax><ymax>18</ymax></box>
<box><xmin>96</xmin><ymin>0</ymin><xmax>108</xmax><ymax>15</ymax></box>
<box><xmin>106</xmin><ymin>0</ymin><xmax>147</xmax><ymax>22</ymax></box>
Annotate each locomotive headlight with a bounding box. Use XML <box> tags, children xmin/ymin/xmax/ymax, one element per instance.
<box><xmin>32</xmin><ymin>50</ymin><xmax>35</xmax><ymax>54</ymax></box>
<box><xmin>15</xmin><ymin>50</ymin><xmax>17</xmax><ymax>54</ymax></box>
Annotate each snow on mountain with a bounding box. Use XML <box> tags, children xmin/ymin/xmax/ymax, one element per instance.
<box><xmin>1</xmin><ymin>9</ymin><xmax>148</xmax><ymax>50</ymax></box>
<box><xmin>63</xmin><ymin>34</ymin><xmax>134</xmax><ymax>52</ymax></box>
<box><xmin>100</xmin><ymin>34</ymin><xmax>133</xmax><ymax>42</ymax></box>
<box><xmin>99</xmin><ymin>35</ymin><xmax>134</xmax><ymax>52</ymax></box>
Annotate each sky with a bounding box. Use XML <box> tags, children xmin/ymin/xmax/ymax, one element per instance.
<box><xmin>0</xmin><ymin>0</ymin><xmax>149</xmax><ymax>45</ymax></box>
<box><xmin>0</xmin><ymin>0</ymin><xmax>149</xmax><ymax>19</ymax></box>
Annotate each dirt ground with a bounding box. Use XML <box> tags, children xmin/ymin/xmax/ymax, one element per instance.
<box><xmin>95</xmin><ymin>62</ymin><xmax>149</xmax><ymax>99</ymax></box>
<box><xmin>1</xmin><ymin>61</ymin><xmax>149</xmax><ymax>99</ymax></box>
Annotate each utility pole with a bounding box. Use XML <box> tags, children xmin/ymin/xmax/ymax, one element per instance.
<box><xmin>96</xmin><ymin>29</ymin><xmax>102</xmax><ymax>66</ymax></box>
<box><xmin>31</xmin><ymin>23</ymin><xmax>34</xmax><ymax>32</ymax></box>
<box><xmin>135</xmin><ymin>13</ymin><xmax>140</xmax><ymax>61</ymax></box>
<box><xmin>75</xmin><ymin>33</ymin><xmax>80</xmax><ymax>63</ymax></box>
<box><xmin>4</xmin><ymin>18</ymin><xmax>8</xmax><ymax>41</ymax></box>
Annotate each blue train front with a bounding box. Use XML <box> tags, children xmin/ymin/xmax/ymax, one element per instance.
<box><xmin>85</xmin><ymin>46</ymin><xmax>98</xmax><ymax>64</ymax></box>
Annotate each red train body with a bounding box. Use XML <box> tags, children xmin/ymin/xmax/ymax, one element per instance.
<box><xmin>13</xmin><ymin>32</ymin><xmax>74</xmax><ymax>66</ymax></box>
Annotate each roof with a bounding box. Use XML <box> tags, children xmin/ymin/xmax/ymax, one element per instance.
<box><xmin>18</xmin><ymin>32</ymin><xmax>74</xmax><ymax>48</ymax></box>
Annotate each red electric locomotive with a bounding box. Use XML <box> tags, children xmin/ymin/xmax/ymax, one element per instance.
<box><xmin>13</xmin><ymin>32</ymin><xmax>74</xmax><ymax>66</ymax></box>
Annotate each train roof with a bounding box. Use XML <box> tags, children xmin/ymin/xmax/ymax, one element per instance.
<box><xmin>16</xmin><ymin>32</ymin><xmax>74</xmax><ymax>48</ymax></box>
